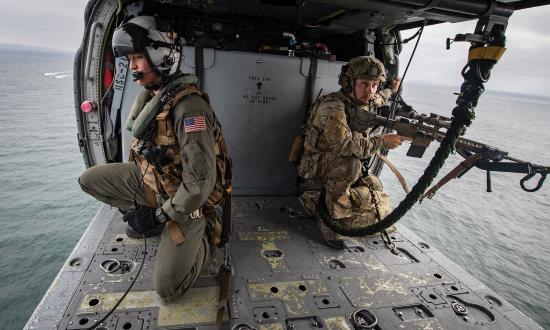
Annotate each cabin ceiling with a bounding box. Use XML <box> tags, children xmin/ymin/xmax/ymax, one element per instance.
<box><xmin>144</xmin><ymin>0</ymin><xmax>549</xmax><ymax>33</ymax></box>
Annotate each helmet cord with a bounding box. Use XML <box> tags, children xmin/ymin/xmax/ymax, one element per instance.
<box><xmin>87</xmin><ymin>235</ymin><xmax>147</xmax><ymax>329</ymax></box>
<box><xmin>88</xmin><ymin>162</ymin><xmax>150</xmax><ymax>329</ymax></box>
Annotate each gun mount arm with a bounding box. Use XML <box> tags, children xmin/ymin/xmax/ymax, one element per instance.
<box><xmin>456</xmin><ymin>149</ymin><xmax>550</xmax><ymax>192</ymax></box>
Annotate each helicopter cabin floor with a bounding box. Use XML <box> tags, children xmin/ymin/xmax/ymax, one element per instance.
<box><xmin>25</xmin><ymin>196</ymin><xmax>541</xmax><ymax>329</ymax></box>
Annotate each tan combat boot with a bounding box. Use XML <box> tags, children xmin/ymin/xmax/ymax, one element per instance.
<box><xmin>318</xmin><ymin>220</ymin><xmax>347</xmax><ymax>249</ymax></box>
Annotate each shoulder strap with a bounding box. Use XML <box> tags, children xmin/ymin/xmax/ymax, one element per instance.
<box><xmin>195</xmin><ymin>46</ymin><xmax>205</xmax><ymax>89</ymax></box>
<box><xmin>215</xmin><ymin>262</ymin><xmax>231</xmax><ymax>329</ymax></box>
<box><xmin>167</xmin><ymin>85</ymin><xmax>208</xmax><ymax>110</ymax></box>
<box><xmin>303</xmin><ymin>57</ymin><xmax>318</xmax><ymax>123</ymax></box>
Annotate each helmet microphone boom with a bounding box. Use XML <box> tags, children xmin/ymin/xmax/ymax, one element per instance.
<box><xmin>132</xmin><ymin>67</ymin><xmax>154</xmax><ymax>81</ymax></box>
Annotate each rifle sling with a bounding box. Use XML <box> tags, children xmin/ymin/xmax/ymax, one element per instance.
<box><xmin>420</xmin><ymin>153</ymin><xmax>482</xmax><ymax>201</ymax></box>
<box><xmin>377</xmin><ymin>153</ymin><xmax>411</xmax><ymax>193</ymax></box>
<box><xmin>220</xmin><ymin>190</ymin><xmax>232</xmax><ymax>246</ymax></box>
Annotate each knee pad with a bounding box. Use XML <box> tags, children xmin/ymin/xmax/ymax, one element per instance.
<box><xmin>364</xmin><ymin>175</ymin><xmax>384</xmax><ymax>191</ymax></box>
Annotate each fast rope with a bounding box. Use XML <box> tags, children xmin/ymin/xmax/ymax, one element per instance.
<box><xmin>320</xmin><ymin>18</ymin><xmax>507</xmax><ymax>236</ymax></box>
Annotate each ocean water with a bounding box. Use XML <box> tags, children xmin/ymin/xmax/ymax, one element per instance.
<box><xmin>0</xmin><ymin>48</ymin><xmax>549</xmax><ymax>329</ymax></box>
<box><xmin>381</xmin><ymin>84</ymin><xmax>550</xmax><ymax>328</ymax></box>
<box><xmin>0</xmin><ymin>49</ymin><xmax>100</xmax><ymax>329</ymax></box>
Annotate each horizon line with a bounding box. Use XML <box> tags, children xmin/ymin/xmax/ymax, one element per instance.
<box><xmin>0</xmin><ymin>42</ymin><xmax>74</xmax><ymax>54</ymax></box>
<box><xmin>2</xmin><ymin>42</ymin><xmax>548</xmax><ymax>100</ymax></box>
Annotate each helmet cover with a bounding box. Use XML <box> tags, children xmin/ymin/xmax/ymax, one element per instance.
<box><xmin>338</xmin><ymin>56</ymin><xmax>387</xmax><ymax>93</ymax></box>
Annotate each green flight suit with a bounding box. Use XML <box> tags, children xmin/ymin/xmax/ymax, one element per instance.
<box><xmin>79</xmin><ymin>77</ymin><xmax>218</xmax><ymax>303</ymax></box>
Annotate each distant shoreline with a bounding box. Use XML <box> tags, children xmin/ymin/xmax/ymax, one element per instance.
<box><xmin>0</xmin><ymin>43</ymin><xmax>73</xmax><ymax>55</ymax></box>
<box><xmin>405</xmin><ymin>80</ymin><xmax>550</xmax><ymax>102</ymax></box>
<box><xmin>1</xmin><ymin>44</ymin><xmax>547</xmax><ymax>101</ymax></box>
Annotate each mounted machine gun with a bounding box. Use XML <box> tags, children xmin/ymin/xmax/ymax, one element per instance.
<box><xmin>349</xmin><ymin>100</ymin><xmax>550</xmax><ymax>199</ymax></box>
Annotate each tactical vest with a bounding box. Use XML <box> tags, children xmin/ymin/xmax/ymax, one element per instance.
<box><xmin>290</xmin><ymin>91</ymin><xmax>387</xmax><ymax>165</ymax></box>
<box><xmin>304</xmin><ymin>93</ymin><xmax>376</xmax><ymax>153</ymax></box>
<box><xmin>295</xmin><ymin>92</ymin><xmax>381</xmax><ymax>183</ymax></box>
<box><xmin>130</xmin><ymin>85</ymin><xmax>232</xmax><ymax>210</ymax></box>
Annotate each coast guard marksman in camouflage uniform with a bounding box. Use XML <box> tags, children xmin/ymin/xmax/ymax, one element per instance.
<box><xmin>78</xmin><ymin>16</ymin><xmax>231</xmax><ymax>303</ymax></box>
<box><xmin>296</xmin><ymin>56</ymin><xmax>410</xmax><ymax>247</ymax></box>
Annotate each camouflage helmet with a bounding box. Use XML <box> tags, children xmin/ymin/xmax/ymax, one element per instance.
<box><xmin>338</xmin><ymin>56</ymin><xmax>387</xmax><ymax>93</ymax></box>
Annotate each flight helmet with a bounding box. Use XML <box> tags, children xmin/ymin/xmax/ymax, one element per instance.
<box><xmin>338</xmin><ymin>56</ymin><xmax>387</xmax><ymax>94</ymax></box>
<box><xmin>112</xmin><ymin>16</ymin><xmax>180</xmax><ymax>77</ymax></box>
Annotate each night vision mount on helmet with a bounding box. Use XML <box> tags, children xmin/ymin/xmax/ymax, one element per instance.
<box><xmin>112</xmin><ymin>16</ymin><xmax>181</xmax><ymax>79</ymax></box>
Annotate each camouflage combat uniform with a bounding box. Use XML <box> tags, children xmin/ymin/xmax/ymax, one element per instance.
<box><xmin>297</xmin><ymin>90</ymin><xmax>393</xmax><ymax>241</ymax></box>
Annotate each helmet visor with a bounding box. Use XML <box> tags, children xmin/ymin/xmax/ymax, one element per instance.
<box><xmin>112</xmin><ymin>23</ymin><xmax>151</xmax><ymax>57</ymax></box>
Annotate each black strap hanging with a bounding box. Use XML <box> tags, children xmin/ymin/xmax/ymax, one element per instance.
<box><xmin>195</xmin><ymin>45</ymin><xmax>204</xmax><ymax>89</ymax></box>
<box><xmin>305</xmin><ymin>57</ymin><xmax>318</xmax><ymax>112</ymax></box>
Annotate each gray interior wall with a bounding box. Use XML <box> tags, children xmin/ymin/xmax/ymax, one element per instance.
<box><xmin>121</xmin><ymin>48</ymin><xmax>343</xmax><ymax>195</ymax></box>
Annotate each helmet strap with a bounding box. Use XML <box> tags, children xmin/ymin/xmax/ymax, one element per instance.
<box><xmin>349</xmin><ymin>78</ymin><xmax>362</xmax><ymax>104</ymax></box>
<box><xmin>349</xmin><ymin>78</ymin><xmax>377</xmax><ymax>107</ymax></box>
<box><xmin>351</xmin><ymin>78</ymin><xmax>357</xmax><ymax>100</ymax></box>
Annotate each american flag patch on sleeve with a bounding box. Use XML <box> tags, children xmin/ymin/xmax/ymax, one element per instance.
<box><xmin>184</xmin><ymin>116</ymin><xmax>206</xmax><ymax>133</ymax></box>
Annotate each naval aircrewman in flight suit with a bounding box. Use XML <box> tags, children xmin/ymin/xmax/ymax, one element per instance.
<box><xmin>297</xmin><ymin>56</ymin><xmax>410</xmax><ymax>247</ymax></box>
<box><xmin>78</xmin><ymin>16</ymin><xmax>230</xmax><ymax>303</ymax></box>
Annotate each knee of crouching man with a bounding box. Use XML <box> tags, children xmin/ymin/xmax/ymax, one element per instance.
<box><xmin>78</xmin><ymin>168</ymin><xmax>94</xmax><ymax>192</ymax></box>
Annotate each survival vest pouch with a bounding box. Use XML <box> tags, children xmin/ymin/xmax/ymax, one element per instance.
<box><xmin>288</xmin><ymin>135</ymin><xmax>305</xmax><ymax>165</ymax></box>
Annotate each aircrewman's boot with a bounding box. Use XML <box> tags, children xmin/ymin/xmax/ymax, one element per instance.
<box><xmin>122</xmin><ymin>206</ymin><xmax>165</xmax><ymax>239</ymax></box>
<box><xmin>126</xmin><ymin>222</ymin><xmax>164</xmax><ymax>239</ymax></box>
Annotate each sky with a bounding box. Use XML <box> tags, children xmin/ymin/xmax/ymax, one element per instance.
<box><xmin>0</xmin><ymin>1</ymin><xmax>548</xmax><ymax>96</ymax></box>
<box><xmin>398</xmin><ymin>6</ymin><xmax>550</xmax><ymax>96</ymax></box>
